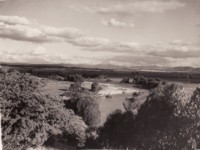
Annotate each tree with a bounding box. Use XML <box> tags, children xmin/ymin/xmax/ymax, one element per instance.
<box><xmin>66</xmin><ymin>74</ymin><xmax>84</xmax><ymax>82</ymax></box>
<box><xmin>123</xmin><ymin>92</ymin><xmax>142</xmax><ymax>113</ymax></box>
<box><xmin>0</xmin><ymin>70</ymin><xmax>88</xmax><ymax>150</ymax></box>
<box><xmin>91</xmin><ymin>83</ymin><xmax>200</xmax><ymax>149</ymax></box>
<box><xmin>91</xmin><ymin>81</ymin><xmax>101</xmax><ymax>92</ymax></box>
<box><xmin>132</xmin><ymin>83</ymin><xmax>197</xmax><ymax>150</ymax></box>
<box><xmin>97</xmin><ymin>110</ymin><xmax>135</xmax><ymax>149</ymax></box>
<box><xmin>120</xmin><ymin>77</ymin><xmax>130</xmax><ymax>83</ymax></box>
<box><xmin>72</xmin><ymin>94</ymin><xmax>100</xmax><ymax>126</ymax></box>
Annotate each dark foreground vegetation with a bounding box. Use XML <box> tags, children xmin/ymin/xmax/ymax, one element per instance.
<box><xmin>1</xmin><ymin>67</ymin><xmax>200</xmax><ymax>149</ymax></box>
<box><xmin>85</xmin><ymin>83</ymin><xmax>200</xmax><ymax>149</ymax></box>
<box><xmin>0</xmin><ymin>70</ymin><xmax>88</xmax><ymax>150</ymax></box>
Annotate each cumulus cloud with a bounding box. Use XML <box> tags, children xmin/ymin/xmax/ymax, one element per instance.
<box><xmin>147</xmin><ymin>42</ymin><xmax>200</xmax><ymax>58</ymax></box>
<box><xmin>69</xmin><ymin>37</ymin><xmax>111</xmax><ymax>47</ymax></box>
<box><xmin>102</xmin><ymin>18</ymin><xmax>135</xmax><ymax>28</ymax></box>
<box><xmin>97</xmin><ymin>0</ymin><xmax>185</xmax><ymax>16</ymax></box>
<box><xmin>0</xmin><ymin>15</ymin><xmax>30</xmax><ymax>25</ymax></box>
<box><xmin>0</xmin><ymin>48</ymin><xmax>64</xmax><ymax>64</ymax></box>
<box><xmin>0</xmin><ymin>15</ymin><xmax>120</xmax><ymax>49</ymax></box>
<box><xmin>0</xmin><ymin>15</ymin><xmax>84</xmax><ymax>43</ymax></box>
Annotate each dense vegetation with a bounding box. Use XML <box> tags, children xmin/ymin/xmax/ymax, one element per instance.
<box><xmin>2</xmin><ymin>67</ymin><xmax>200</xmax><ymax>149</ymax></box>
<box><xmin>85</xmin><ymin>83</ymin><xmax>200</xmax><ymax>149</ymax></box>
<box><xmin>121</xmin><ymin>75</ymin><xmax>161</xmax><ymax>89</ymax></box>
<box><xmin>3</xmin><ymin>64</ymin><xmax>200</xmax><ymax>83</ymax></box>
<box><xmin>69</xmin><ymin>95</ymin><xmax>101</xmax><ymax>127</ymax></box>
<box><xmin>0</xmin><ymin>70</ymin><xmax>88</xmax><ymax>150</ymax></box>
<box><xmin>66</xmin><ymin>74</ymin><xmax>84</xmax><ymax>82</ymax></box>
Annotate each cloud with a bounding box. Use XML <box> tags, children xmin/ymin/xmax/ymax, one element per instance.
<box><xmin>83</xmin><ymin>41</ymin><xmax>142</xmax><ymax>54</ymax></box>
<box><xmin>107</xmin><ymin>54</ymin><xmax>200</xmax><ymax>68</ymax></box>
<box><xmin>0</xmin><ymin>47</ymin><xmax>113</xmax><ymax>65</ymax></box>
<box><xmin>102</xmin><ymin>18</ymin><xmax>135</xmax><ymax>28</ymax></box>
<box><xmin>147</xmin><ymin>42</ymin><xmax>200</xmax><ymax>58</ymax></box>
<box><xmin>103</xmin><ymin>54</ymin><xmax>171</xmax><ymax>67</ymax></box>
<box><xmin>0</xmin><ymin>15</ymin><xmax>124</xmax><ymax>50</ymax></box>
<box><xmin>69</xmin><ymin>37</ymin><xmax>111</xmax><ymax>47</ymax></box>
<box><xmin>29</xmin><ymin>46</ymin><xmax>46</xmax><ymax>56</ymax></box>
<box><xmin>0</xmin><ymin>15</ymin><xmax>84</xmax><ymax>43</ymax></box>
<box><xmin>0</xmin><ymin>48</ymin><xmax>64</xmax><ymax>64</ymax></box>
<box><xmin>0</xmin><ymin>15</ymin><xmax>138</xmax><ymax>50</ymax></box>
<box><xmin>97</xmin><ymin>0</ymin><xmax>185</xmax><ymax>17</ymax></box>
<box><xmin>0</xmin><ymin>15</ymin><xmax>30</xmax><ymax>25</ymax></box>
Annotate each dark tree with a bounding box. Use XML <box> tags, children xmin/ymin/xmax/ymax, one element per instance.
<box><xmin>91</xmin><ymin>81</ymin><xmax>101</xmax><ymax>92</ymax></box>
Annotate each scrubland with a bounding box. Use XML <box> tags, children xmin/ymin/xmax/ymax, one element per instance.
<box><xmin>1</xmin><ymin>68</ymin><xmax>200</xmax><ymax>149</ymax></box>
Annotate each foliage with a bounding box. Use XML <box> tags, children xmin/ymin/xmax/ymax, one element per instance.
<box><xmin>47</xmin><ymin>75</ymin><xmax>64</xmax><ymax>81</ymax></box>
<box><xmin>89</xmin><ymin>83</ymin><xmax>200</xmax><ymax>149</ymax></box>
<box><xmin>106</xmin><ymin>78</ymin><xmax>112</xmax><ymax>82</ymax></box>
<box><xmin>123</xmin><ymin>92</ymin><xmax>142</xmax><ymax>113</ymax></box>
<box><xmin>0</xmin><ymin>70</ymin><xmax>88</xmax><ymax>150</ymax></box>
<box><xmin>120</xmin><ymin>77</ymin><xmax>130</xmax><ymax>83</ymax></box>
<box><xmin>91</xmin><ymin>81</ymin><xmax>102</xmax><ymax>92</ymax></box>
<box><xmin>132</xmin><ymin>83</ymin><xmax>191</xmax><ymax>149</ymax></box>
<box><xmin>67</xmin><ymin>94</ymin><xmax>101</xmax><ymax>127</ymax></box>
<box><xmin>132</xmin><ymin>75</ymin><xmax>160</xmax><ymax>89</ymax></box>
<box><xmin>97</xmin><ymin>110</ymin><xmax>135</xmax><ymax>149</ymax></box>
<box><xmin>66</xmin><ymin>74</ymin><xmax>84</xmax><ymax>82</ymax></box>
<box><xmin>69</xmin><ymin>82</ymin><xmax>84</xmax><ymax>93</ymax></box>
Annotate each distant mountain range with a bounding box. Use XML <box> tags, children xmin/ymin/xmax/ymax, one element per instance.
<box><xmin>1</xmin><ymin>62</ymin><xmax>200</xmax><ymax>73</ymax></box>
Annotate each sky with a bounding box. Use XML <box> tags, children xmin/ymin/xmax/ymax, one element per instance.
<box><xmin>0</xmin><ymin>0</ymin><xmax>199</xmax><ymax>67</ymax></box>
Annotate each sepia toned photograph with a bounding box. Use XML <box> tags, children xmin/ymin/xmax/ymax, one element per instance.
<box><xmin>0</xmin><ymin>0</ymin><xmax>200</xmax><ymax>149</ymax></box>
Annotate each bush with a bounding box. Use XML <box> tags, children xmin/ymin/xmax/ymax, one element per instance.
<box><xmin>91</xmin><ymin>82</ymin><xmax>101</xmax><ymax>92</ymax></box>
<box><xmin>47</xmin><ymin>75</ymin><xmax>64</xmax><ymax>81</ymax></box>
<box><xmin>132</xmin><ymin>83</ymin><xmax>198</xmax><ymax>150</ymax></box>
<box><xmin>91</xmin><ymin>83</ymin><xmax>200</xmax><ymax>149</ymax></box>
<box><xmin>66</xmin><ymin>74</ymin><xmax>84</xmax><ymax>82</ymax></box>
<box><xmin>123</xmin><ymin>92</ymin><xmax>141</xmax><ymax>113</ymax></box>
<box><xmin>132</xmin><ymin>75</ymin><xmax>160</xmax><ymax>89</ymax></box>
<box><xmin>69</xmin><ymin>82</ymin><xmax>84</xmax><ymax>93</ymax></box>
<box><xmin>0</xmin><ymin>70</ymin><xmax>88</xmax><ymax>150</ymax></box>
<box><xmin>120</xmin><ymin>77</ymin><xmax>130</xmax><ymax>83</ymax></box>
<box><xmin>89</xmin><ymin>110</ymin><xmax>135</xmax><ymax>149</ymax></box>
<box><xmin>76</xmin><ymin>95</ymin><xmax>101</xmax><ymax>127</ymax></box>
<box><xmin>106</xmin><ymin>79</ymin><xmax>112</xmax><ymax>82</ymax></box>
<box><xmin>67</xmin><ymin>94</ymin><xmax>101</xmax><ymax>127</ymax></box>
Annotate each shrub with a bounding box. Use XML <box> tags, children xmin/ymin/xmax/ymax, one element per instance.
<box><xmin>106</xmin><ymin>79</ymin><xmax>112</xmax><ymax>82</ymax></box>
<box><xmin>120</xmin><ymin>77</ymin><xmax>130</xmax><ymax>83</ymax></box>
<box><xmin>132</xmin><ymin>75</ymin><xmax>160</xmax><ymax>89</ymax></box>
<box><xmin>0</xmin><ymin>70</ymin><xmax>88</xmax><ymax>150</ymax></box>
<box><xmin>47</xmin><ymin>75</ymin><xmax>64</xmax><ymax>81</ymax></box>
<box><xmin>123</xmin><ymin>92</ymin><xmax>143</xmax><ymax>114</ymax></box>
<box><xmin>91</xmin><ymin>81</ymin><xmax>101</xmax><ymax>92</ymax></box>
<box><xmin>132</xmin><ymin>83</ymin><xmax>198</xmax><ymax>150</ymax></box>
<box><xmin>92</xmin><ymin>83</ymin><xmax>200</xmax><ymax>149</ymax></box>
<box><xmin>68</xmin><ymin>94</ymin><xmax>101</xmax><ymax>127</ymax></box>
<box><xmin>96</xmin><ymin>110</ymin><xmax>135</xmax><ymax>149</ymax></box>
<box><xmin>69</xmin><ymin>82</ymin><xmax>84</xmax><ymax>93</ymax></box>
<box><xmin>66</xmin><ymin>74</ymin><xmax>84</xmax><ymax>82</ymax></box>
